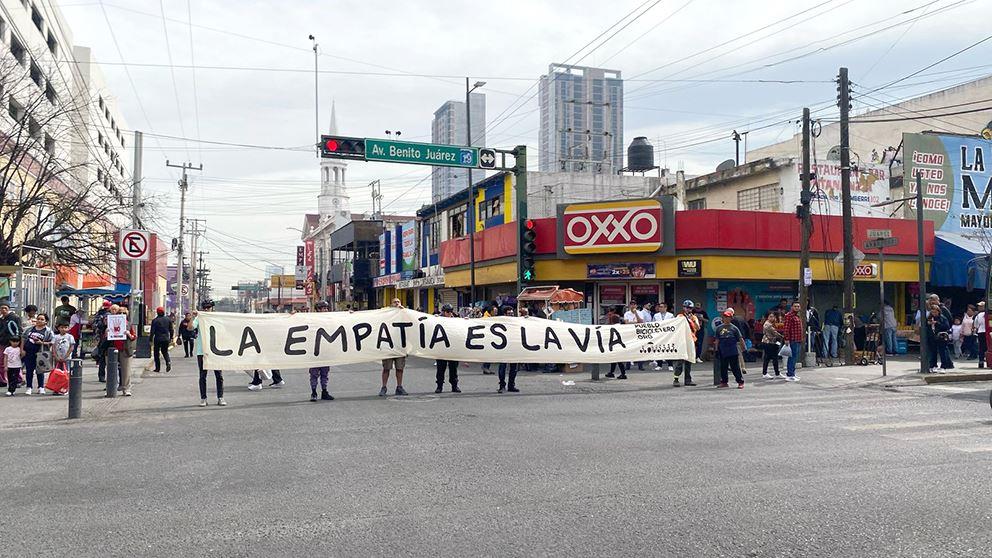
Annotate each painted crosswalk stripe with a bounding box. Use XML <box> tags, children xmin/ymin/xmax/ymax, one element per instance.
<box><xmin>729</xmin><ymin>395</ymin><xmax>916</xmax><ymax>410</ymax></box>
<box><xmin>844</xmin><ymin>418</ymin><xmax>985</xmax><ymax>431</ymax></box>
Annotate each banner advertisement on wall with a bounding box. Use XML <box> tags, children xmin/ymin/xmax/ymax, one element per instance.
<box><xmin>903</xmin><ymin>132</ymin><xmax>992</xmax><ymax>238</ymax></box>
<box><xmin>401</xmin><ymin>220</ymin><xmax>417</xmax><ymax>272</ymax></box>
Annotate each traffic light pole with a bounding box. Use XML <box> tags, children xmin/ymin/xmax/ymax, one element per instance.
<box><xmin>514</xmin><ymin>145</ymin><xmax>528</xmax><ymax>296</ymax></box>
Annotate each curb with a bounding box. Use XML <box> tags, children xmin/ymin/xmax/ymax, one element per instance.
<box><xmin>923</xmin><ymin>372</ymin><xmax>992</xmax><ymax>384</ymax></box>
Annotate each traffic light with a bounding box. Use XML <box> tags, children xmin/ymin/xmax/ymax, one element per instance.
<box><xmin>521</xmin><ymin>219</ymin><xmax>537</xmax><ymax>282</ymax></box>
<box><xmin>320</xmin><ymin>135</ymin><xmax>366</xmax><ymax>160</ymax></box>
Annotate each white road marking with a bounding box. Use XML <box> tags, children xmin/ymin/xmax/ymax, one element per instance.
<box><xmin>729</xmin><ymin>395</ymin><xmax>916</xmax><ymax>410</ymax></box>
<box><xmin>844</xmin><ymin>418</ymin><xmax>986</xmax><ymax>431</ymax></box>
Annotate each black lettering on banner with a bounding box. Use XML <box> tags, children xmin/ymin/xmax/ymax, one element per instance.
<box><xmin>520</xmin><ymin>327</ymin><xmax>540</xmax><ymax>351</ymax></box>
<box><xmin>393</xmin><ymin>322</ymin><xmax>413</xmax><ymax>348</ymax></box>
<box><xmin>315</xmin><ymin>326</ymin><xmax>347</xmax><ymax>356</ymax></box>
<box><xmin>429</xmin><ymin>325</ymin><xmax>450</xmax><ymax>349</ymax></box>
<box><xmin>353</xmin><ymin>323</ymin><xmax>373</xmax><ymax>351</ymax></box>
<box><xmin>596</xmin><ymin>328</ymin><xmax>606</xmax><ymax>353</ymax></box>
<box><xmin>376</xmin><ymin>323</ymin><xmax>395</xmax><ymax>349</ymax></box>
<box><xmin>238</xmin><ymin>327</ymin><xmax>261</xmax><ymax>356</ymax></box>
<box><xmin>285</xmin><ymin>325</ymin><xmax>309</xmax><ymax>356</ymax></box>
<box><xmin>465</xmin><ymin>325</ymin><xmax>485</xmax><ymax>350</ymax></box>
<box><xmin>608</xmin><ymin>328</ymin><xmax>626</xmax><ymax>351</ymax></box>
<box><xmin>544</xmin><ymin>327</ymin><xmax>562</xmax><ymax>350</ymax></box>
<box><xmin>418</xmin><ymin>317</ymin><xmax>428</xmax><ymax>348</ymax></box>
<box><xmin>490</xmin><ymin>323</ymin><xmax>508</xmax><ymax>349</ymax></box>
<box><xmin>209</xmin><ymin>326</ymin><xmax>234</xmax><ymax>356</ymax></box>
<box><xmin>568</xmin><ymin>328</ymin><xmax>591</xmax><ymax>352</ymax></box>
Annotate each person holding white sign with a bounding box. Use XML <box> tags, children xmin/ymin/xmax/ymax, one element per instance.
<box><xmin>434</xmin><ymin>304</ymin><xmax>461</xmax><ymax>393</ymax></box>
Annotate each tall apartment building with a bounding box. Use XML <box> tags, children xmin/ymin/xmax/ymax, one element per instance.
<box><xmin>539</xmin><ymin>63</ymin><xmax>624</xmax><ymax>173</ymax></box>
<box><xmin>0</xmin><ymin>0</ymin><xmax>131</xmax><ymax>199</ymax></box>
<box><xmin>430</xmin><ymin>93</ymin><xmax>485</xmax><ymax>202</ymax></box>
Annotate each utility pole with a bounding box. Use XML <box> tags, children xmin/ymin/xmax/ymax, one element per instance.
<box><xmin>309</xmin><ymin>34</ymin><xmax>319</xmax><ymax>159</ymax></box>
<box><xmin>915</xmin><ymin>172</ymin><xmax>929</xmax><ymax>375</ymax></box>
<box><xmin>131</xmin><ymin>131</ymin><xmax>143</xmax><ymax>330</ymax></box>
<box><xmin>837</xmin><ymin>67</ymin><xmax>855</xmax><ymax>365</ymax></box>
<box><xmin>732</xmin><ymin>130</ymin><xmax>742</xmax><ymax>165</ymax></box>
<box><xmin>798</xmin><ymin>109</ymin><xmax>813</xmax><ymax>365</ymax></box>
<box><xmin>166</xmin><ymin>161</ymin><xmax>202</xmax><ymax>321</ymax></box>
<box><xmin>466</xmin><ymin>78</ymin><xmax>486</xmax><ymax>306</ymax></box>
<box><xmin>187</xmin><ymin>218</ymin><xmax>206</xmax><ymax>309</ymax></box>
<box><xmin>514</xmin><ymin>145</ymin><xmax>528</xmax><ymax>295</ymax></box>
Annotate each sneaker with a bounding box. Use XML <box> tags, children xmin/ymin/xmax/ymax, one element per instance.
<box><xmin>25</xmin><ymin>388</ymin><xmax>32</xmax><ymax>396</ymax></box>
<box><xmin>762</xmin><ymin>374</ymin><xmax>772</xmax><ymax>379</ymax></box>
<box><xmin>166</xmin><ymin>365</ymin><xmax>171</xmax><ymax>372</ymax></box>
<box><xmin>395</xmin><ymin>386</ymin><xmax>408</xmax><ymax>396</ymax></box>
<box><xmin>5</xmin><ymin>392</ymin><xmax>12</xmax><ymax>396</ymax></box>
<box><xmin>668</xmin><ymin>365</ymin><xmax>674</xmax><ymax>371</ymax></box>
<box><xmin>673</xmin><ymin>379</ymin><xmax>681</xmax><ymax>387</ymax></box>
<box><xmin>497</xmin><ymin>386</ymin><xmax>504</xmax><ymax>394</ymax></box>
<box><xmin>653</xmin><ymin>365</ymin><xmax>663</xmax><ymax>371</ymax></box>
<box><xmin>378</xmin><ymin>386</ymin><xmax>388</xmax><ymax>397</ymax></box>
<box><xmin>785</xmin><ymin>376</ymin><xmax>799</xmax><ymax>382</ymax></box>
<box><xmin>451</xmin><ymin>386</ymin><xmax>461</xmax><ymax>393</ymax></box>
<box><xmin>717</xmin><ymin>383</ymin><xmax>729</xmax><ymax>388</ymax></box>
<box><xmin>605</xmin><ymin>372</ymin><xmax>616</xmax><ymax>378</ymax></box>
<box><xmin>507</xmin><ymin>386</ymin><xmax>519</xmax><ymax>393</ymax></box>
<box><xmin>695</xmin><ymin>358</ymin><xmax>703</xmax><ymax>364</ymax></box>
<box><xmin>248</xmin><ymin>384</ymin><xmax>262</xmax><ymax>391</ymax></box>
<box><xmin>685</xmin><ymin>381</ymin><xmax>697</xmax><ymax>386</ymax></box>
<box><xmin>217</xmin><ymin>398</ymin><xmax>227</xmax><ymax>406</ymax></box>
<box><xmin>737</xmin><ymin>383</ymin><xmax>745</xmax><ymax>389</ymax></box>
<box><xmin>617</xmin><ymin>374</ymin><xmax>628</xmax><ymax>380</ymax></box>
<box><xmin>269</xmin><ymin>380</ymin><xmax>285</xmax><ymax>388</ymax></box>
<box><xmin>938</xmin><ymin>369</ymin><xmax>947</xmax><ymax>374</ymax></box>
<box><xmin>38</xmin><ymin>388</ymin><xmax>46</xmax><ymax>395</ymax></box>
<box><xmin>310</xmin><ymin>390</ymin><xmax>318</xmax><ymax>402</ymax></box>
<box><xmin>124</xmin><ymin>390</ymin><xmax>132</xmax><ymax>397</ymax></box>
<box><xmin>199</xmin><ymin>399</ymin><xmax>208</xmax><ymax>407</ymax></box>
<box><xmin>321</xmin><ymin>390</ymin><xmax>334</xmax><ymax>401</ymax></box>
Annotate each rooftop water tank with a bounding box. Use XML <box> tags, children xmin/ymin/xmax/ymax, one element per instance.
<box><xmin>627</xmin><ymin>136</ymin><xmax>655</xmax><ymax>172</ymax></box>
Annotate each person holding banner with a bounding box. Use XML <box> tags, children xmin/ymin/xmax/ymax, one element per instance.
<box><xmin>310</xmin><ymin>301</ymin><xmax>334</xmax><ymax>402</ymax></box>
<box><xmin>195</xmin><ymin>300</ymin><xmax>226</xmax><ymax>407</ymax></box>
<box><xmin>435</xmin><ymin>304</ymin><xmax>461</xmax><ymax>393</ymax></box>
<box><xmin>379</xmin><ymin>298</ymin><xmax>409</xmax><ymax>397</ymax></box>
<box><xmin>497</xmin><ymin>306</ymin><xmax>520</xmax><ymax>393</ymax></box>
<box><xmin>673</xmin><ymin>300</ymin><xmax>699</xmax><ymax>387</ymax></box>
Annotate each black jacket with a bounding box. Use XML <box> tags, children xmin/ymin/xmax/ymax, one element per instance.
<box><xmin>0</xmin><ymin>313</ymin><xmax>20</xmax><ymax>344</ymax></box>
<box><xmin>150</xmin><ymin>315</ymin><xmax>174</xmax><ymax>342</ymax></box>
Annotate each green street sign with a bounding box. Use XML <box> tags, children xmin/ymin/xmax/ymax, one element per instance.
<box><xmin>365</xmin><ymin>139</ymin><xmax>478</xmax><ymax>168</ymax></box>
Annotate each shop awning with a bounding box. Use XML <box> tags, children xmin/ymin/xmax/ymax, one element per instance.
<box><xmin>931</xmin><ymin>232</ymin><xmax>988</xmax><ymax>289</ymax></box>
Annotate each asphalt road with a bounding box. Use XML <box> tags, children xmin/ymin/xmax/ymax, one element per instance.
<box><xmin>4</xmin><ymin>354</ymin><xmax>992</xmax><ymax>557</ymax></box>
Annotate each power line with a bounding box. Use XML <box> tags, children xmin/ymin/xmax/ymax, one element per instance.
<box><xmin>157</xmin><ymin>0</ymin><xmax>190</xmax><ymax>160</ymax></box>
<box><xmin>186</xmin><ymin>0</ymin><xmax>202</xmax><ymax>160</ymax></box>
<box><xmin>860</xmin><ymin>29</ymin><xmax>992</xmax><ymax>96</ymax></box>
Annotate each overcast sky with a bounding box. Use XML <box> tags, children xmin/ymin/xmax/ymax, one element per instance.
<box><xmin>59</xmin><ymin>0</ymin><xmax>990</xmax><ymax>293</ymax></box>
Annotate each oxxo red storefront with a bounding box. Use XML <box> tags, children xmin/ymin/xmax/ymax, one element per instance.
<box><xmin>439</xmin><ymin>197</ymin><xmax>933</xmax><ymax>323</ymax></box>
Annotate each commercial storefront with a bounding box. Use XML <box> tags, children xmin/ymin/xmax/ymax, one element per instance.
<box><xmin>439</xmin><ymin>199</ymin><xmax>935</xmax><ymax>325</ymax></box>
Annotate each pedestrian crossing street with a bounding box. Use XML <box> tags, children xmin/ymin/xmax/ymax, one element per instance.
<box><xmin>722</xmin><ymin>384</ymin><xmax>992</xmax><ymax>454</ymax></box>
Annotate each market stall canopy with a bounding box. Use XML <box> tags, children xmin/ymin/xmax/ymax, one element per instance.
<box><xmin>517</xmin><ymin>286</ymin><xmax>585</xmax><ymax>304</ymax></box>
<box><xmin>56</xmin><ymin>282</ymin><xmax>132</xmax><ymax>298</ymax></box>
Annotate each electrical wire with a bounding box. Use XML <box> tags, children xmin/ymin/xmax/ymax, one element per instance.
<box><xmin>157</xmin><ymin>0</ymin><xmax>189</xmax><ymax>160</ymax></box>
<box><xmin>186</xmin><ymin>0</ymin><xmax>202</xmax><ymax>161</ymax></box>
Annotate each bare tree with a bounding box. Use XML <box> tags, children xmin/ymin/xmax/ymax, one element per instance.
<box><xmin>0</xmin><ymin>49</ymin><xmax>133</xmax><ymax>272</ymax></box>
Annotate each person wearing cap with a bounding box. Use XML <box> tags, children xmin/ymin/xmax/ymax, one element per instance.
<box><xmin>150</xmin><ymin>306</ymin><xmax>174</xmax><ymax>373</ymax></box>
<box><xmin>194</xmin><ymin>300</ymin><xmax>226</xmax><ymax>407</ymax></box>
<box><xmin>783</xmin><ymin>301</ymin><xmax>804</xmax><ymax>381</ymax></box>
<box><xmin>714</xmin><ymin>309</ymin><xmax>746</xmax><ymax>389</ymax></box>
<box><xmin>435</xmin><ymin>304</ymin><xmax>461</xmax><ymax>393</ymax></box>
<box><xmin>673</xmin><ymin>300</ymin><xmax>700</xmax><ymax>387</ymax></box>
<box><xmin>379</xmin><ymin>298</ymin><xmax>408</xmax><ymax>397</ymax></box>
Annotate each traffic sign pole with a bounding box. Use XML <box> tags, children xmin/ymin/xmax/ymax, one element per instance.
<box><xmin>865</xmin><ymin>237</ymin><xmax>898</xmax><ymax>376</ymax></box>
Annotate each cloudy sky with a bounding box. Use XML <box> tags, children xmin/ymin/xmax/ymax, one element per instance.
<box><xmin>58</xmin><ymin>0</ymin><xmax>990</xmax><ymax>293</ymax></box>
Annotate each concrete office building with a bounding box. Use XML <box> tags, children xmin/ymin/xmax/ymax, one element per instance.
<box><xmin>539</xmin><ymin>63</ymin><xmax>624</xmax><ymax>173</ymax></box>
<box><xmin>431</xmin><ymin>93</ymin><xmax>485</xmax><ymax>202</ymax></box>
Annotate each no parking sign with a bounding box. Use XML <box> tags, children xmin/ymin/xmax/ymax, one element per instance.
<box><xmin>118</xmin><ymin>229</ymin><xmax>151</xmax><ymax>261</ymax></box>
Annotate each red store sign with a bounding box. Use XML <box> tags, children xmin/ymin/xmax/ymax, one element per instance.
<box><xmin>562</xmin><ymin>199</ymin><xmax>663</xmax><ymax>255</ymax></box>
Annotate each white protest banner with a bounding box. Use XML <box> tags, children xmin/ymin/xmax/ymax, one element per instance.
<box><xmin>106</xmin><ymin>314</ymin><xmax>127</xmax><ymax>341</ymax></box>
<box><xmin>199</xmin><ymin>309</ymin><xmax>696</xmax><ymax>370</ymax></box>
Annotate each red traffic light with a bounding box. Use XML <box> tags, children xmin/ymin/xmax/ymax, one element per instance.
<box><xmin>325</xmin><ymin>139</ymin><xmax>339</xmax><ymax>152</ymax></box>
<box><xmin>525</xmin><ymin>219</ymin><xmax>535</xmax><ymax>229</ymax></box>
<box><xmin>320</xmin><ymin>135</ymin><xmax>366</xmax><ymax>160</ymax></box>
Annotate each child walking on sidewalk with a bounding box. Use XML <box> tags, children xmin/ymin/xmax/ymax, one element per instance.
<box><xmin>4</xmin><ymin>338</ymin><xmax>23</xmax><ymax>395</ymax></box>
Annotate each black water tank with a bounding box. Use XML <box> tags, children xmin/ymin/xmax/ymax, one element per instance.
<box><xmin>627</xmin><ymin>136</ymin><xmax>654</xmax><ymax>171</ymax></box>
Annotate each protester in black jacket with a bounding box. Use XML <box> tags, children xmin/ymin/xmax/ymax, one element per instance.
<box><xmin>150</xmin><ymin>307</ymin><xmax>174</xmax><ymax>373</ymax></box>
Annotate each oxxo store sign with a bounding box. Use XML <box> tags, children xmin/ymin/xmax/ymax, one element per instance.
<box><xmin>560</xmin><ymin>199</ymin><xmax>665</xmax><ymax>254</ymax></box>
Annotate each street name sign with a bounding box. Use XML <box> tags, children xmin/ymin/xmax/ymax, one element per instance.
<box><xmin>365</xmin><ymin>138</ymin><xmax>478</xmax><ymax>168</ymax></box>
<box><xmin>867</xmin><ymin>229</ymin><xmax>892</xmax><ymax>239</ymax></box>
<box><xmin>864</xmin><ymin>237</ymin><xmax>899</xmax><ymax>250</ymax></box>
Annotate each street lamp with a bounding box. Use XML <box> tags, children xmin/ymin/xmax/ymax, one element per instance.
<box><xmin>309</xmin><ymin>35</ymin><xmax>318</xmax><ymax>159</ymax></box>
<box><xmin>466</xmin><ymin>78</ymin><xmax>486</xmax><ymax>306</ymax></box>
